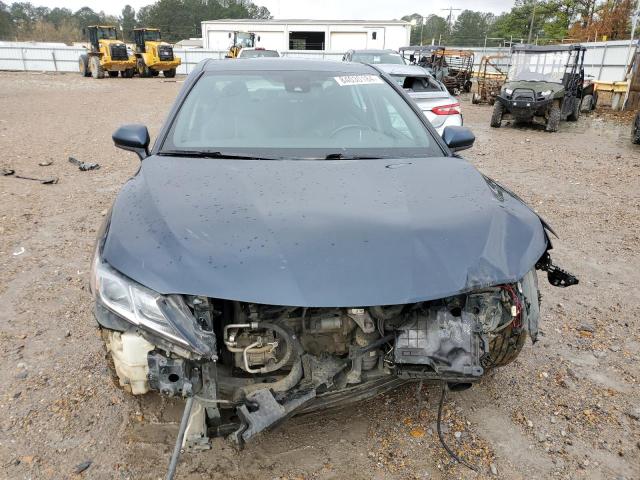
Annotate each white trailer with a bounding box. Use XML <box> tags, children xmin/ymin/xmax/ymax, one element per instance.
<box><xmin>201</xmin><ymin>19</ymin><xmax>411</xmax><ymax>53</ymax></box>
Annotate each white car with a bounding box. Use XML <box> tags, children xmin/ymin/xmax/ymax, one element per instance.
<box><xmin>377</xmin><ymin>64</ymin><xmax>463</xmax><ymax>135</ymax></box>
<box><xmin>237</xmin><ymin>47</ymin><xmax>280</xmax><ymax>58</ymax></box>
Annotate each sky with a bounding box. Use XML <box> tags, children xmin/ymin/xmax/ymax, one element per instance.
<box><xmin>24</xmin><ymin>0</ymin><xmax>513</xmax><ymax>19</ymax></box>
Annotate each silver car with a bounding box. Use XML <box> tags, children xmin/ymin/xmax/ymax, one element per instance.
<box><xmin>377</xmin><ymin>64</ymin><xmax>463</xmax><ymax>135</ymax></box>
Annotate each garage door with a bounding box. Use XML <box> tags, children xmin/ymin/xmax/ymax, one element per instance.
<box><xmin>330</xmin><ymin>32</ymin><xmax>367</xmax><ymax>51</ymax></box>
<box><xmin>254</xmin><ymin>31</ymin><xmax>285</xmax><ymax>51</ymax></box>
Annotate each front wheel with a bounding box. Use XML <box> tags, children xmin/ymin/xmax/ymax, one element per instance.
<box><xmin>490</xmin><ymin>101</ymin><xmax>504</xmax><ymax>128</ymax></box>
<box><xmin>107</xmin><ymin>71</ymin><xmax>119</xmax><ymax>78</ymax></box>
<box><xmin>163</xmin><ymin>68</ymin><xmax>176</xmax><ymax>78</ymax></box>
<box><xmin>633</xmin><ymin>113</ymin><xmax>640</xmax><ymax>145</ymax></box>
<box><xmin>90</xmin><ymin>55</ymin><xmax>104</xmax><ymax>79</ymax></box>
<box><xmin>580</xmin><ymin>94</ymin><xmax>594</xmax><ymax>113</ymax></box>
<box><xmin>567</xmin><ymin>97</ymin><xmax>580</xmax><ymax>121</ymax></box>
<box><xmin>137</xmin><ymin>58</ymin><xmax>150</xmax><ymax>78</ymax></box>
<box><xmin>471</xmin><ymin>93</ymin><xmax>481</xmax><ymax>104</ymax></box>
<box><xmin>545</xmin><ymin>102</ymin><xmax>561</xmax><ymax>132</ymax></box>
<box><xmin>78</xmin><ymin>55</ymin><xmax>90</xmax><ymax>77</ymax></box>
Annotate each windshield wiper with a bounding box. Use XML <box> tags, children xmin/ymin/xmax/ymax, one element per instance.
<box><xmin>323</xmin><ymin>153</ymin><xmax>390</xmax><ymax>160</ymax></box>
<box><xmin>158</xmin><ymin>150</ymin><xmax>282</xmax><ymax>160</ymax></box>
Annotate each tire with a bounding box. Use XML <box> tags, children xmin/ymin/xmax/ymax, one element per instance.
<box><xmin>151</xmin><ymin>70</ymin><xmax>160</xmax><ymax>77</ymax></box>
<box><xmin>107</xmin><ymin>71</ymin><xmax>119</xmax><ymax>78</ymax></box>
<box><xmin>463</xmin><ymin>80</ymin><xmax>472</xmax><ymax>93</ymax></box>
<box><xmin>137</xmin><ymin>58</ymin><xmax>150</xmax><ymax>78</ymax></box>
<box><xmin>163</xmin><ymin>68</ymin><xmax>176</xmax><ymax>78</ymax></box>
<box><xmin>490</xmin><ymin>101</ymin><xmax>504</xmax><ymax>128</ymax></box>
<box><xmin>580</xmin><ymin>94</ymin><xmax>594</xmax><ymax>113</ymax></box>
<box><xmin>567</xmin><ymin>97</ymin><xmax>580</xmax><ymax>121</ymax></box>
<box><xmin>78</xmin><ymin>54</ymin><xmax>90</xmax><ymax>77</ymax></box>
<box><xmin>633</xmin><ymin>114</ymin><xmax>640</xmax><ymax>145</ymax></box>
<box><xmin>90</xmin><ymin>55</ymin><xmax>104</xmax><ymax>79</ymax></box>
<box><xmin>472</xmin><ymin>93</ymin><xmax>481</xmax><ymax>104</ymax></box>
<box><xmin>545</xmin><ymin>102</ymin><xmax>561</xmax><ymax>132</ymax></box>
<box><xmin>482</xmin><ymin>322</ymin><xmax>527</xmax><ymax>369</ymax></box>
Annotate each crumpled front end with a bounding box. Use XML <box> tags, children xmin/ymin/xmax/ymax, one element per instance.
<box><xmin>94</xmin><ymin>260</ymin><xmax>569</xmax><ymax>448</ymax></box>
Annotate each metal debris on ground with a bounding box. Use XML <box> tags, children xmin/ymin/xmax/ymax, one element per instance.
<box><xmin>2</xmin><ymin>167</ymin><xmax>58</xmax><ymax>184</ymax></box>
<box><xmin>38</xmin><ymin>160</ymin><xmax>53</xmax><ymax>166</ymax></box>
<box><xmin>73</xmin><ymin>460</ymin><xmax>92</xmax><ymax>474</ymax></box>
<box><xmin>68</xmin><ymin>156</ymin><xmax>100</xmax><ymax>171</ymax></box>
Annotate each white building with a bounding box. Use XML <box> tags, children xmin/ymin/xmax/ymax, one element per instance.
<box><xmin>201</xmin><ymin>19</ymin><xmax>411</xmax><ymax>52</ymax></box>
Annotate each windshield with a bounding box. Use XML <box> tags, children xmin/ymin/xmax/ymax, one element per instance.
<box><xmin>235</xmin><ymin>32</ymin><xmax>255</xmax><ymax>48</ymax></box>
<box><xmin>240</xmin><ymin>49</ymin><xmax>280</xmax><ymax>58</ymax></box>
<box><xmin>351</xmin><ymin>52</ymin><xmax>405</xmax><ymax>65</ymax></box>
<box><xmin>391</xmin><ymin>74</ymin><xmax>445</xmax><ymax>92</ymax></box>
<box><xmin>508</xmin><ymin>50</ymin><xmax>572</xmax><ymax>83</ymax></box>
<box><xmin>143</xmin><ymin>30</ymin><xmax>161</xmax><ymax>42</ymax></box>
<box><xmin>97</xmin><ymin>27</ymin><xmax>117</xmax><ymax>40</ymax></box>
<box><xmin>163</xmin><ymin>70</ymin><xmax>441</xmax><ymax>159</ymax></box>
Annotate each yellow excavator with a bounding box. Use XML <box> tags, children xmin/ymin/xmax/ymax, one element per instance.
<box><xmin>226</xmin><ymin>31</ymin><xmax>257</xmax><ymax>58</ymax></box>
<box><xmin>134</xmin><ymin>28</ymin><xmax>181</xmax><ymax>78</ymax></box>
<box><xmin>79</xmin><ymin>25</ymin><xmax>136</xmax><ymax>79</ymax></box>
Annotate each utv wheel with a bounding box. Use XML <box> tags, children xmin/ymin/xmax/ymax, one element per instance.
<box><xmin>137</xmin><ymin>58</ymin><xmax>150</xmax><ymax>78</ymax></box>
<box><xmin>107</xmin><ymin>71</ymin><xmax>119</xmax><ymax>78</ymax></box>
<box><xmin>545</xmin><ymin>102</ymin><xmax>561</xmax><ymax>132</ymax></box>
<box><xmin>567</xmin><ymin>98</ymin><xmax>580</xmax><ymax>121</ymax></box>
<box><xmin>163</xmin><ymin>68</ymin><xmax>176</xmax><ymax>78</ymax></box>
<box><xmin>471</xmin><ymin>93</ymin><xmax>481</xmax><ymax>104</ymax></box>
<box><xmin>151</xmin><ymin>70</ymin><xmax>160</xmax><ymax>77</ymax></box>
<box><xmin>490</xmin><ymin>101</ymin><xmax>504</xmax><ymax>128</ymax></box>
<box><xmin>463</xmin><ymin>80</ymin><xmax>472</xmax><ymax>93</ymax></box>
<box><xmin>580</xmin><ymin>94</ymin><xmax>594</xmax><ymax>113</ymax></box>
<box><xmin>78</xmin><ymin>54</ymin><xmax>90</xmax><ymax>77</ymax></box>
<box><xmin>90</xmin><ymin>55</ymin><xmax>104</xmax><ymax>79</ymax></box>
<box><xmin>633</xmin><ymin>114</ymin><xmax>640</xmax><ymax>145</ymax></box>
<box><xmin>482</xmin><ymin>321</ymin><xmax>527</xmax><ymax>369</ymax></box>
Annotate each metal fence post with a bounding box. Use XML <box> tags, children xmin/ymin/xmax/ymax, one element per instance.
<box><xmin>20</xmin><ymin>48</ymin><xmax>26</xmax><ymax>71</ymax></box>
<box><xmin>598</xmin><ymin>43</ymin><xmax>608</xmax><ymax>81</ymax></box>
<box><xmin>184</xmin><ymin>49</ymin><xmax>188</xmax><ymax>75</ymax></box>
<box><xmin>51</xmin><ymin>51</ymin><xmax>58</xmax><ymax>72</ymax></box>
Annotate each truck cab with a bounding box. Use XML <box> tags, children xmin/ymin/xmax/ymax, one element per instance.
<box><xmin>134</xmin><ymin>28</ymin><xmax>181</xmax><ymax>78</ymax></box>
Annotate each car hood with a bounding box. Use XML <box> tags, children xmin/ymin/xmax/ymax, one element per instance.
<box><xmin>102</xmin><ymin>156</ymin><xmax>548</xmax><ymax>307</ymax></box>
<box><xmin>504</xmin><ymin>81</ymin><xmax>563</xmax><ymax>94</ymax></box>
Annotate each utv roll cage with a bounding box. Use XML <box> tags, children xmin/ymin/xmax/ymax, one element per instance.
<box><xmin>400</xmin><ymin>45</ymin><xmax>474</xmax><ymax>94</ymax></box>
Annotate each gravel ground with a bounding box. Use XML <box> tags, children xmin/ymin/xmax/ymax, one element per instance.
<box><xmin>0</xmin><ymin>71</ymin><xmax>638</xmax><ymax>480</ymax></box>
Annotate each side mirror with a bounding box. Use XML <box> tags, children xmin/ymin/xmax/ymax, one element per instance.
<box><xmin>112</xmin><ymin>124</ymin><xmax>150</xmax><ymax>160</ymax></box>
<box><xmin>442</xmin><ymin>126</ymin><xmax>475</xmax><ymax>152</ymax></box>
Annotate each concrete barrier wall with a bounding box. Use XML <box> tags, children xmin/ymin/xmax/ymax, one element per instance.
<box><xmin>0</xmin><ymin>40</ymin><xmax>636</xmax><ymax>82</ymax></box>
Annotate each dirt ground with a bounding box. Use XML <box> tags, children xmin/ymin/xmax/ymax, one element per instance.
<box><xmin>0</xmin><ymin>71</ymin><xmax>638</xmax><ymax>480</ymax></box>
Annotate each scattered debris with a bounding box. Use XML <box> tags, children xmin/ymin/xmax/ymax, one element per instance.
<box><xmin>12</xmin><ymin>247</ymin><xmax>25</xmax><ymax>256</ymax></box>
<box><xmin>73</xmin><ymin>460</ymin><xmax>92</xmax><ymax>474</ymax></box>
<box><xmin>68</xmin><ymin>156</ymin><xmax>100</xmax><ymax>171</ymax></box>
<box><xmin>38</xmin><ymin>160</ymin><xmax>53</xmax><ymax>166</ymax></box>
<box><xmin>2</xmin><ymin>168</ymin><xmax>58</xmax><ymax>184</ymax></box>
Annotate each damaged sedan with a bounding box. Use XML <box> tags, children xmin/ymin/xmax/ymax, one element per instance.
<box><xmin>91</xmin><ymin>59</ymin><xmax>577</xmax><ymax>475</ymax></box>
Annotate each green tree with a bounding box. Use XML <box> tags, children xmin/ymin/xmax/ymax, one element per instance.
<box><xmin>450</xmin><ymin>10</ymin><xmax>496</xmax><ymax>46</ymax></box>
<box><xmin>120</xmin><ymin>4</ymin><xmax>136</xmax><ymax>41</ymax></box>
<box><xmin>402</xmin><ymin>13</ymin><xmax>448</xmax><ymax>45</ymax></box>
<box><xmin>0</xmin><ymin>1</ymin><xmax>12</xmax><ymax>39</ymax></box>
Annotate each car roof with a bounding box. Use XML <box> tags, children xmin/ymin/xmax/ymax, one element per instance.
<box><xmin>351</xmin><ymin>49</ymin><xmax>397</xmax><ymax>54</ymax></box>
<box><xmin>202</xmin><ymin>58</ymin><xmax>379</xmax><ymax>73</ymax></box>
<box><xmin>376</xmin><ymin>64</ymin><xmax>431</xmax><ymax>75</ymax></box>
<box><xmin>240</xmin><ymin>47</ymin><xmax>278</xmax><ymax>51</ymax></box>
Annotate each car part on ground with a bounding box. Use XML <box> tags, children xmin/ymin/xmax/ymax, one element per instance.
<box><xmin>376</xmin><ymin>63</ymin><xmax>463</xmax><ymax>135</ymax></box>
<box><xmin>78</xmin><ymin>25</ymin><xmax>136</xmax><ymax>79</ymax></box>
<box><xmin>472</xmin><ymin>55</ymin><xmax>509</xmax><ymax>105</ymax></box>
<box><xmin>400</xmin><ymin>46</ymin><xmax>474</xmax><ymax>94</ymax></box>
<box><xmin>491</xmin><ymin>44</ymin><xmax>586</xmax><ymax>132</ymax></box>
<box><xmin>133</xmin><ymin>28</ymin><xmax>181</xmax><ymax>78</ymax></box>
<box><xmin>93</xmin><ymin>59</ymin><xmax>578</xmax><ymax>477</ymax></box>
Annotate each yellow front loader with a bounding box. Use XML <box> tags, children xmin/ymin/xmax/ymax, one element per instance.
<box><xmin>79</xmin><ymin>25</ymin><xmax>136</xmax><ymax>79</ymax></box>
<box><xmin>226</xmin><ymin>31</ymin><xmax>256</xmax><ymax>58</ymax></box>
<box><xmin>134</xmin><ymin>28</ymin><xmax>181</xmax><ymax>78</ymax></box>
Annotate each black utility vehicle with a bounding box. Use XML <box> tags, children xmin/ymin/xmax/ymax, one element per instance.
<box><xmin>491</xmin><ymin>44</ymin><xmax>587</xmax><ymax>132</ymax></box>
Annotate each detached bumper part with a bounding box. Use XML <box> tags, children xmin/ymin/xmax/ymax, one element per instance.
<box><xmin>536</xmin><ymin>252</ymin><xmax>579</xmax><ymax>287</ymax></box>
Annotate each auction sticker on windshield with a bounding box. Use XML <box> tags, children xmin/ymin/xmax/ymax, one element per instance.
<box><xmin>334</xmin><ymin>75</ymin><xmax>384</xmax><ymax>86</ymax></box>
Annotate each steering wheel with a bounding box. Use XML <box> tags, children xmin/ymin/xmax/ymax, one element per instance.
<box><xmin>329</xmin><ymin>124</ymin><xmax>373</xmax><ymax>137</ymax></box>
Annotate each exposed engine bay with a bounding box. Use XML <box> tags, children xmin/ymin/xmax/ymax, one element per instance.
<box><xmin>99</xmin><ymin>268</ymin><xmax>553</xmax><ymax>450</ymax></box>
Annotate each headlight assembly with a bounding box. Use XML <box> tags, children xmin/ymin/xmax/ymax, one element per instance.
<box><xmin>540</xmin><ymin>90</ymin><xmax>552</xmax><ymax>97</ymax></box>
<box><xmin>504</xmin><ymin>88</ymin><xmax>513</xmax><ymax>95</ymax></box>
<box><xmin>91</xmin><ymin>251</ymin><xmax>215</xmax><ymax>358</ymax></box>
